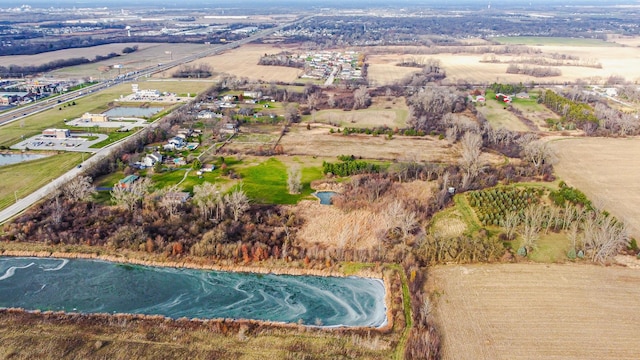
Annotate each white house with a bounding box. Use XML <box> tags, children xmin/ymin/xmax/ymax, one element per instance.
<box><xmin>144</xmin><ymin>152</ymin><xmax>163</xmax><ymax>167</ymax></box>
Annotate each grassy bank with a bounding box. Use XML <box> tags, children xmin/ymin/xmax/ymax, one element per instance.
<box><xmin>0</xmin><ymin>152</ymin><xmax>82</xmax><ymax>211</ymax></box>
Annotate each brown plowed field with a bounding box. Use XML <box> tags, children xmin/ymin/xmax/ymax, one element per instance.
<box><xmin>551</xmin><ymin>137</ymin><xmax>640</xmax><ymax>239</ymax></box>
<box><xmin>429</xmin><ymin>263</ymin><xmax>640</xmax><ymax>360</ymax></box>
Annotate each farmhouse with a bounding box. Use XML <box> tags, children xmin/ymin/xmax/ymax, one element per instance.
<box><xmin>117</xmin><ymin>175</ymin><xmax>139</xmax><ymax>189</ymax></box>
<box><xmin>81</xmin><ymin>112</ymin><xmax>109</xmax><ymax>122</ymax></box>
<box><xmin>42</xmin><ymin>128</ymin><xmax>70</xmax><ymax>139</ymax></box>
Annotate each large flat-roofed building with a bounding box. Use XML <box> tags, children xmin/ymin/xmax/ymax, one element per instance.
<box><xmin>42</xmin><ymin>128</ymin><xmax>70</xmax><ymax>139</ymax></box>
<box><xmin>81</xmin><ymin>112</ymin><xmax>109</xmax><ymax>122</ymax></box>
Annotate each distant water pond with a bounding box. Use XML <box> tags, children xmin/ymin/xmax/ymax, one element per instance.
<box><xmin>104</xmin><ymin>107</ymin><xmax>163</xmax><ymax>118</ymax></box>
<box><xmin>0</xmin><ymin>153</ymin><xmax>47</xmax><ymax>167</ymax></box>
<box><xmin>314</xmin><ymin>191</ymin><xmax>337</xmax><ymax>205</ymax></box>
<box><xmin>0</xmin><ymin>257</ymin><xmax>387</xmax><ymax>327</ymax></box>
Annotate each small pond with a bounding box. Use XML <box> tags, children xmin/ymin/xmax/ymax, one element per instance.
<box><xmin>314</xmin><ymin>191</ymin><xmax>337</xmax><ymax>205</ymax></box>
<box><xmin>104</xmin><ymin>107</ymin><xmax>163</xmax><ymax>118</ymax></box>
<box><xmin>0</xmin><ymin>153</ymin><xmax>47</xmax><ymax>167</ymax></box>
<box><xmin>0</xmin><ymin>257</ymin><xmax>387</xmax><ymax>328</ymax></box>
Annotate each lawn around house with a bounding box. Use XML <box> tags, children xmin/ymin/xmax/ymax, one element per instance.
<box><xmin>236</xmin><ymin>157</ymin><xmax>323</xmax><ymax>204</ymax></box>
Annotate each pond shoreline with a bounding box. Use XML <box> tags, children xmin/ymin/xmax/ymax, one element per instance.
<box><xmin>0</xmin><ymin>249</ymin><xmax>395</xmax><ymax>332</ymax></box>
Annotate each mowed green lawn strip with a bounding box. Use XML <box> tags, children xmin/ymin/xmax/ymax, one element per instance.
<box><xmin>237</xmin><ymin>157</ymin><xmax>322</xmax><ymax>204</ymax></box>
<box><xmin>493</xmin><ymin>36</ymin><xmax>620</xmax><ymax>47</ymax></box>
<box><xmin>0</xmin><ymin>152</ymin><xmax>83</xmax><ymax>211</ymax></box>
<box><xmin>89</xmin><ymin>128</ymin><xmax>141</xmax><ymax>148</ymax></box>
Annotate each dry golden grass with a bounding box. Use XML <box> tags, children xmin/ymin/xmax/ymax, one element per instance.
<box><xmin>0</xmin><ymin>312</ymin><xmax>392</xmax><ymax>360</ymax></box>
<box><xmin>367</xmin><ymin>42</ymin><xmax>640</xmax><ymax>85</ymax></box>
<box><xmin>429</xmin><ymin>263</ymin><xmax>640</xmax><ymax>360</ymax></box>
<box><xmin>310</xmin><ymin>96</ymin><xmax>409</xmax><ymax>128</ymax></box>
<box><xmin>295</xmin><ymin>181</ymin><xmax>433</xmax><ymax>250</ymax></box>
<box><xmin>158</xmin><ymin>44</ymin><xmax>303</xmax><ymax>82</ymax></box>
<box><xmin>281</xmin><ymin>124</ymin><xmax>457</xmax><ymax>162</ymax></box>
<box><xmin>551</xmin><ymin>137</ymin><xmax>640</xmax><ymax>239</ymax></box>
<box><xmin>367</xmin><ymin>54</ymin><xmax>423</xmax><ymax>86</ymax></box>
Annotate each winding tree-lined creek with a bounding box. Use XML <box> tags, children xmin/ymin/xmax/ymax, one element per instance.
<box><xmin>0</xmin><ymin>257</ymin><xmax>387</xmax><ymax>327</ymax></box>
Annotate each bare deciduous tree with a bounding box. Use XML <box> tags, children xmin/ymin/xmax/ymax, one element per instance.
<box><xmin>459</xmin><ymin>131</ymin><xmax>482</xmax><ymax>188</ymax></box>
<box><xmin>582</xmin><ymin>210</ymin><xmax>628</xmax><ymax>263</ymax></box>
<box><xmin>193</xmin><ymin>182</ymin><xmax>222</xmax><ymax>221</ymax></box>
<box><xmin>287</xmin><ymin>166</ymin><xmax>302</xmax><ymax>194</ymax></box>
<box><xmin>353</xmin><ymin>86</ymin><xmax>371</xmax><ymax>110</ymax></box>
<box><xmin>501</xmin><ymin>211</ymin><xmax>520</xmax><ymax>240</ymax></box>
<box><xmin>110</xmin><ymin>177</ymin><xmax>152</xmax><ymax>212</ymax></box>
<box><xmin>521</xmin><ymin>140</ymin><xmax>557</xmax><ymax>171</ymax></box>
<box><xmin>159</xmin><ymin>184</ymin><xmax>181</xmax><ymax>217</ymax></box>
<box><xmin>225</xmin><ymin>186</ymin><xmax>250</xmax><ymax>221</ymax></box>
<box><xmin>62</xmin><ymin>176</ymin><xmax>95</xmax><ymax>202</ymax></box>
<box><xmin>520</xmin><ymin>204</ymin><xmax>545</xmax><ymax>251</ymax></box>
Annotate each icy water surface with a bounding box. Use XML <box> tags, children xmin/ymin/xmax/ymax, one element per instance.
<box><xmin>0</xmin><ymin>257</ymin><xmax>386</xmax><ymax>327</ymax></box>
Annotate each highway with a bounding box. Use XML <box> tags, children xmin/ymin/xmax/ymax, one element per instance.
<box><xmin>0</xmin><ymin>17</ymin><xmax>308</xmax><ymax>224</ymax></box>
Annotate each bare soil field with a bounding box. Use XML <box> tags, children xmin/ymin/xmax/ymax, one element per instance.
<box><xmin>47</xmin><ymin>43</ymin><xmax>211</xmax><ymax>79</ymax></box>
<box><xmin>429</xmin><ymin>263</ymin><xmax>640</xmax><ymax>360</ymax></box>
<box><xmin>552</xmin><ymin>137</ymin><xmax>640</xmax><ymax>239</ymax></box>
<box><xmin>159</xmin><ymin>44</ymin><xmax>303</xmax><ymax>83</ymax></box>
<box><xmin>281</xmin><ymin>123</ymin><xmax>505</xmax><ymax>164</ymax></box>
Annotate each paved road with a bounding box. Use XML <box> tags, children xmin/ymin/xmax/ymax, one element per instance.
<box><xmin>0</xmin><ymin>139</ymin><xmax>124</xmax><ymax>224</ymax></box>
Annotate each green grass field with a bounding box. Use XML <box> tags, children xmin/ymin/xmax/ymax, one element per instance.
<box><xmin>493</xmin><ymin>36</ymin><xmax>620</xmax><ymax>47</ymax></box>
<box><xmin>236</xmin><ymin>157</ymin><xmax>323</xmax><ymax>204</ymax></box>
<box><xmin>0</xmin><ymin>152</ymin><xmax>83</xmax><ymax>211</ymax></box>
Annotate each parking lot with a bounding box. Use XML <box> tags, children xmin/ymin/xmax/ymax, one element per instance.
<box><xmin>11</xmin><ymin>133</ymin><xmax>109</xmax><ymax>152</ymax></box>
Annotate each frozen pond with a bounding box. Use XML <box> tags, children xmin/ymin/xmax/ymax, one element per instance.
<box><xmin>0</xmin><ymin>257</ymin><xmax>387</xmax><ymax>327</ymax></box>
<box><xmin>0</xmin><ymin>153</ymin><xmax>47</xmax><ymax>167</ymax></box>
<box><xmin>104</xmin><ymin>107</ymin><xmax>163</xmax><ymax>118</ymax></box>
<box><xmin>314</xmin><ymin>191</ymin><xmax>337</xmax><ymax>205</ymax></box>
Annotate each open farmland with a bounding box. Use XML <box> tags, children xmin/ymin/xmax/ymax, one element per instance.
<box><xmin>493</xmin><ymin>36</ymin><xmax>620</xmax><ymax>47</ymax></box>
<box><xmin>311</xmin><ymin>97</ymin><xmax>409</xmax><ymax>128</ymax></box>
<box><xmin>367</xmin><ymin>38</ymin><xmax>640</xmax><ymax>85</ymax></box>
<box><xmin>159</xmin><ymin>44</ymin><xmax>303</xmax><ymax>83</ymax></box>
<box><xmin>280</xmin><ymin>124</ymin><xmax>457</xmax><ymax>162</ymax></box>
<box><xmin>366</xmin><ymin>54</ymin><xmax>423</xmax><ymax>86</ymax></box>
<box><xmin>47</xmin><ymin>43</ymin><xmax>211</xmax><ymax>79</ymax></box>
<box><xmin>0</xmin><ymin>43</ymin><xmax>157</xmax><ymax>67</ymax></box>
<box><xmin>552</xmin><ymin>137</ymin><xmax>640</xmax><ymax>239</ymax></box>
<box><xmin>280</xmin><ymin>124</ymin><xmax>504</xmax><ymax>164</ymax></box>
<box><xmin>429</xmin><ymin>263</ymin><xmax>640</xmax><ymax>360</ymax></box>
